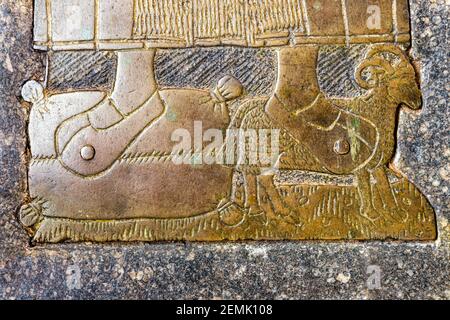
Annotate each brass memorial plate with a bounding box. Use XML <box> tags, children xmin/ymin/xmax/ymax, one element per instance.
<box><xmin>20</xmin><ymin>0</ymin><xmax>437</xmax><ymax>242</ymax></box>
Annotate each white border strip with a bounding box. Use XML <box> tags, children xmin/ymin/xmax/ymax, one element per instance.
<box><xmin>300</xmin><ymin>0</ymin><xmax>311</xmax><ymax>36</ymax></box>
<box><xmin>341</xmin><ymin>0</ymin><xmax>350</xmax><ymax>47</ymax></box>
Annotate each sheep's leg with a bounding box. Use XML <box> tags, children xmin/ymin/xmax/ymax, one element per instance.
<box><xmin>373</xmin><ymin>167</ymin><xmax>408</xmax><ymax>222</ymax></box>
<box><xmin>373</xmin><ymin>167</ymin><xmax>397</xmax><ymax>211</ymax></box>
<box><xmin>230</xmin><ymin>171</ymin><xmax>245</xmax><ymax>208</ymax></box>
<box><xmin>259</xmin><ymin>175</ymin><xmax>300</xmax><ymax>225</ymax></box>
<box><xmin>244</xmin><ymin>173</ymin><xmax>262</xmax><ymax>214</ymax></box>
<box><xmin>259</xmin><ymin>175</ymin><xmax>284</xmax><ymax>214</ymax></box>
<box><xmin>217</xmin><ymin>170</ymin><xmax>247</xmax><ymax>227</ymax></box>
<box><xmin>355</xmin><ymin>169</ymin><xmax>379</xmax><ymax>221</ymax></box>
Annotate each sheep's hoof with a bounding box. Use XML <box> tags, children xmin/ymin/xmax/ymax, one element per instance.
<box><xmin>218</xmin><ymin>200</ymin><xmax>247</xmax><ymax>227</ymax></box>
<box><xmin>273</xmin><ymin>204</ymin><xmax>303</xmax><ymax>226</ymax></box>
<box><xmin>386</xmin><ymin>207</ymin><xmax>409</xmax><ymax>223</ymax></box>
<box><xmin>284</xmin><ymin>212</ymin><xmax>303</xmax><ymax>226</ymax></box>
<box><xmin>359</xmin><ymin>207</ymin><xmax>381</xmax><ymax>223</ymax></box>
<box><xmin>19</xmin><ymin>198</ymin><xmax>46</xmax><ymax>228</ymax></box>
<box><xmin>247</xmin><ymin>205</ymin><xmax>264</xmax><ymax>216</ymax></box>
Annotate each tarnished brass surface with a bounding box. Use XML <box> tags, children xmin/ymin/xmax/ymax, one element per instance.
<box><xmin>20</xmin><ymin>0</ymin><xmax>436</xmax><ymax>242</ymax></box>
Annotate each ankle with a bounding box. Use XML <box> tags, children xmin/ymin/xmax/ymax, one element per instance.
<box><xmin>110</xmin><ymin>50</ymin><xmax>157</xmax><ymax>115</ymax></box>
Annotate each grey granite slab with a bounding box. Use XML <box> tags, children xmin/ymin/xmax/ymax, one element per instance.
<box><xmin>0</xmin><ymin>0</ymin><xmax>448</xmax><ymax>299</ymax></box>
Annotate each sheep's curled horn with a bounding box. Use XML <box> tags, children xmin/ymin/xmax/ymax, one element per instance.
<box><xmin>355</xmin><ymin>45</ymin><xmax>409</xmax><ymax>90</ymax></box>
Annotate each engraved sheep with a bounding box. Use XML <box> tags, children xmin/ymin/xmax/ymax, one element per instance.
<box><xmin>317</xmin><ymin>45</ymin><xmax>422</xmax><ymax>221</ymax></box>
<box><xmin>228</xmin><ymin>45</ymin><xmax>422</xmax><ymax>223</ymax></box>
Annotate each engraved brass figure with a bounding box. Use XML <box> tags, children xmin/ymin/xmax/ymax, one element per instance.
<box><xmin>20</xmin><ymin>0</ymin><xmax>436</xmax><ymax>242</ymax></box>
<box><xmin>230</xmin><ymin>44</ymin><xmax>423</xmax><ymax>225</ymax></box>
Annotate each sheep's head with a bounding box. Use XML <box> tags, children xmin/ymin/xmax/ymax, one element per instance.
<box><xmin>355</xmin><ymin>45</ymin><xmax>422</xmax><ymax>110</ymax></box>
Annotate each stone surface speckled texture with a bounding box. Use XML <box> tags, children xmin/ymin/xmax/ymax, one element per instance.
<box><xmin>0</xmin><ymin>0</ymin><xmax>449</xmax><ymax>299</ymax></box>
